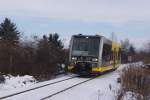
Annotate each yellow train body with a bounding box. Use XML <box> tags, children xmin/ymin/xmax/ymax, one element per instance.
<box><xmin>68</xmin><ymin>34</ymin><xmax>121</xmax><ymax>75</ymax></box>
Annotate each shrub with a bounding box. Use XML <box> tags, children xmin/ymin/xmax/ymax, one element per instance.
<box><xmin>119</xmin><ymin>64</ymin><xmax>150</xmax><ymax>100</ymax></box>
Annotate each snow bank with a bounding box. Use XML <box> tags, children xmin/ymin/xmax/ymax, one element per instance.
<box><xmin>0</xmin><ymin>75</ymin><xmax>36</xmax><ymax>90</ymax></box>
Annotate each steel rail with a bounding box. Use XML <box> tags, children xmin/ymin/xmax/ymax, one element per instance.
<box><xmin>40</xmin><ymin>76</ymin><xmax>97</xmax><ymax>100</ymax></box>
<box><xmin>0</xmin><ymin>76</ymin><xmax>77</xmax><ymax>100</ymax></box>
<box><xmin>40</xmin><ymin>71</ymin><xmax>115</xmax><ymax>100</ymax></box>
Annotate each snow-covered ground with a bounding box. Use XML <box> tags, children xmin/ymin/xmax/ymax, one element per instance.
<box><xmin>0</xmin><ymin>64</ymin><xmax>130</xmax><ymax>100</ymax></box>
<box><xmin>51</xmin><ymin>71</ymin><xmax>120</xmax><ymax>100</ymax></box>
<box><xmin>0</xmin><ymin>75</ymin><xmax>36</xmax><ymax>91</ymax></box>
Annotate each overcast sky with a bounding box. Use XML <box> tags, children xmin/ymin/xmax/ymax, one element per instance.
<box><xmin>0</xmin><ymin>0</ymin><xmax>149</xmax><ymax>48</ymax></box>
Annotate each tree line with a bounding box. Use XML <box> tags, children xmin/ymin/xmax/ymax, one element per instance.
<box><xmin>120</xmin><ymin>38</ymin><xmax>150</xmax><ymax>64</ymax></box>
<box><xmin>0</xmin><ymin>18</ymin><xmax>68</xmax><ymax>80</ymax></box>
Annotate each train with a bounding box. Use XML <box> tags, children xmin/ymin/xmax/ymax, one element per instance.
<box><xmin>68</xmin><ymin>34</ymin><xmax>121</xmax><ymax>76</ymax></box>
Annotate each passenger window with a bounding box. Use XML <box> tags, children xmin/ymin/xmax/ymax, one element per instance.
<box><xmin>102</xmin><ymin>43</ymin><xmax>112</xmax><ymax>66</ymax></box>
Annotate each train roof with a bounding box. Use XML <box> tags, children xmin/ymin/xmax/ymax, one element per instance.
<box><xmin>72</xmin><ymin>34</ymin><xmax>102</xmax><ymax>38</ymax></box>
<box><xmin>72</xmin><ymin>34</ymin><xmax>111</xmax><ymax>42</ymax></box>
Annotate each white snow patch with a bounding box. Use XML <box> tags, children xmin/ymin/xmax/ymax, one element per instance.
<box><xmin>0</xmin><ymin>75</ymin><xmax>36</xmax><ymax>91</ymax></box>
<box><xmin>0</xmin><ymin>74</ymin><xmax>76</xmax><ymax>98</ymax></box>
<box><xmin>123</xmin><ymin>91</ymin><xmax>139</xmax><ymax>100</ymax></box>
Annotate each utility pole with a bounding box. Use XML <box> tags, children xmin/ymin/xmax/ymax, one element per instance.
<box><xmin>111</xmin><ymin>32</ymin><xmax>115</xmax><ymax>42</ymax></box>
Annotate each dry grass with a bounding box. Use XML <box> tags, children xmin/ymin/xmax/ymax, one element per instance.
<box><xmin>144</xmin><ymin>56</ymin><xmax>150</xmax><ymax>64</ymax></box>
<box><xmin>118</xmin><ymin>64</ymin><xmax>150</xmax><ymax>100</ymax></box>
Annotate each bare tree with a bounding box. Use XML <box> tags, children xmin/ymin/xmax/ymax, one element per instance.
<box><xmin>120</xmin><ymin>39</ymin><xmax>130</xmax><ymax>52</ymax></box>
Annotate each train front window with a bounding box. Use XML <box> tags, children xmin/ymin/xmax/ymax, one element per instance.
<box><xmin>72</xmin><ymin>36</ymin><xmax>100</xmax><ymax>56</ymax></box>
<box><xmin>73</xmin><ymin>38</ymin><xmax>88</xmax><ymax>51</ymax></box>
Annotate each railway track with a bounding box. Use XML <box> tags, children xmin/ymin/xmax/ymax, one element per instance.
<box><xmin>0</xmin><ymin>72</ymin><xmax>114</xmax><ymax>100</ymax></box>
<box><xmin>40</xmin><ymin>71</ymin><xmax>115</xmax><ymax>100</ymax></box>
<box><xmin>0</xmin><ymin>76</ymin><xmax>77</xmax><ymax>100</ymax></box>
<box><xmin>40</xmin><ymin>76</ymin><xmax>97</xmax><ymax>100</ymax></box>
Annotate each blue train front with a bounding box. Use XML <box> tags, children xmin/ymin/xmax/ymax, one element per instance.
<box><xmin>68</xmin><ymin>34</ymin><xmax>120</xmax><ymax>76</ymax></box>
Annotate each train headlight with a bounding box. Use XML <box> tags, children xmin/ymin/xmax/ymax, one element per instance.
<box><xmin>92</xmin><ymin>58</ymin><xmax>98</xmax><ymax>62</ymax></box>
<box><xmin>72</xmin><ymin>57</ymin><xmax>77</xmax><ymax>60</ymax></box>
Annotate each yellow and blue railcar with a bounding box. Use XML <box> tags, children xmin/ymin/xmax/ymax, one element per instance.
<box><xmin>68</xmin><ymin>34</ymin><xmax>120</xmax><ymax>75</ymax></box>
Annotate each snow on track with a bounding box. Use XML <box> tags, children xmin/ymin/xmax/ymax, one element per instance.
<box><xmin>1</xmin><ymin>71</ymin><xmax>120</xmax><ymax>100</ymax></box>
<box><xmin>2</xmin><ymin>77</ymin><xmax>89</xmax><ymax>100</ymax></box>
<box><xmin>50</xmin><ymin>71</ymin><xmax>120</xmax><ymax>100</ymax></box>
<box><xmin>0</xmin><ymin>75</ymin><xmax>76</xmax><ymax>99</ymax></box>
<box><xmin>0</xmin><ymin>64</ymin><xmax>127</xmax><ymax>100</ymax></box>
